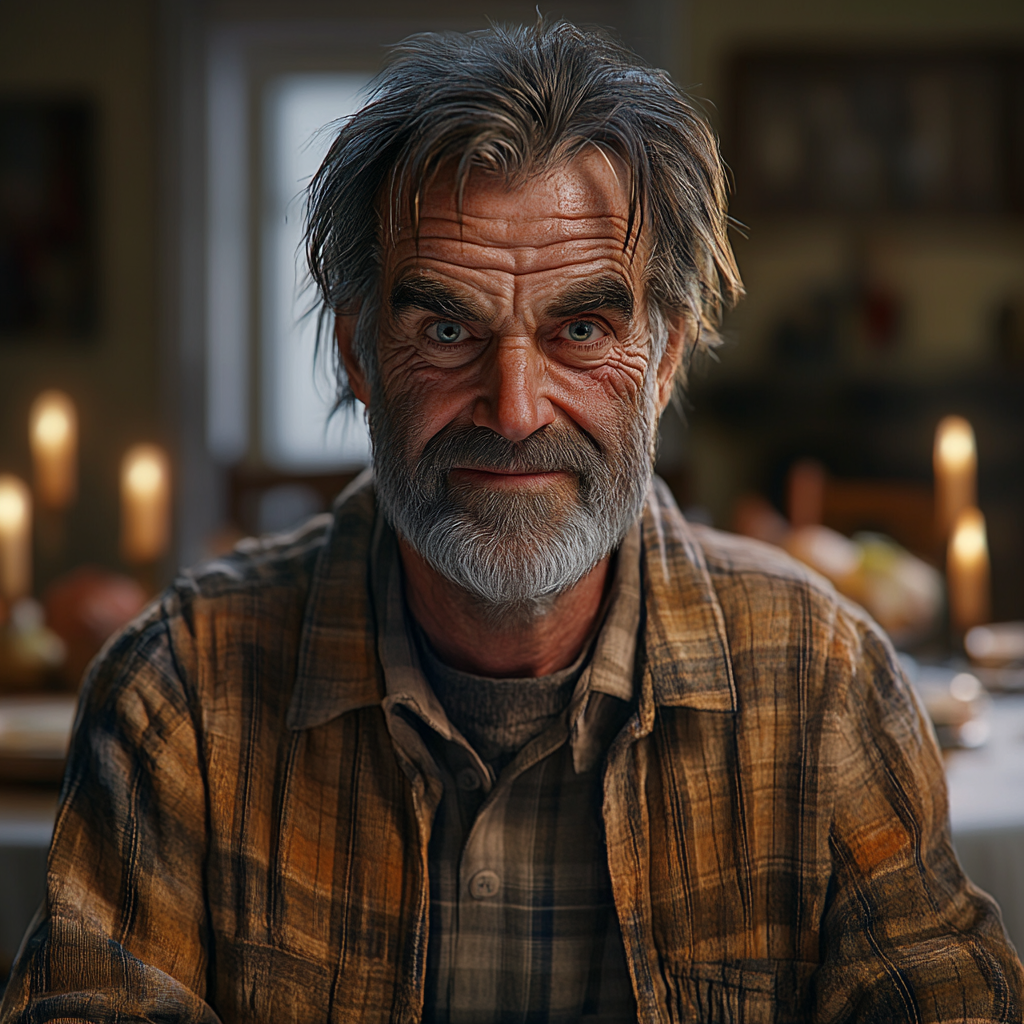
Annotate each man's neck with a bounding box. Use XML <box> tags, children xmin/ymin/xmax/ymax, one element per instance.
<box><xmin>397</xmin><ymin>538</ymin><xmax>610</xmax><ymax>678</ymax></box>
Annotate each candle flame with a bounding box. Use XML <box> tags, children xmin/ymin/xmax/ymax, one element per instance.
<box><xmin>30</xmin><ymin>391</ymin><xmax>76</xmax><ymax>447</ymax></box>
<box><xmin>126</xmin><ymin>454</ymin><xmax>164</xmax><ymax>496</ymax></box>
<box><xmin>934</xmin><ymin>416</ymin><xmax>975</xmax><ymax>470</ymax></box>
<box><xmin>947</xmin><ymin>505</ymin><xmax>990</xmax><ymax>633</ymax></box>
<box><xmin>34</xmin><ymin>406</ymin><xmax>70</xmax><ymax>446</ymax></box>
<box><xmin>121</xmin><ymin>445</ymin><xmax>170</xmax><ymax>565</ymax></box>
<box><xmin>950</xmin><ymin>507</ymin><xmax>987</xmax><ymax>563</ymax></box>
<box><xmin>0</xmin><ymin>474</ymin><xmax>31</xmax><ymax>601</ymax></box>
<box><xmin>29</xmin><ymin>390</ymin><xmax>78</xmax><ymax>509</ymax></box>
<box><xmin>0</xmin><ymin>477</ymin><xmax>28</xmax><ymax>530</ymax></box>
<box><xmin>934</xmin><ymin>414</ymin><xmax>978</xmax><ymax>539</ymax></box>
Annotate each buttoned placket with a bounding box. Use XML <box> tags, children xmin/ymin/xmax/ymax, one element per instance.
<box><xmin>412</xmin><ymin>677</ymin><xmax>623</xmax><ymax>1022</ymax></box>
<box><xmin>451</xmin><ymin>712</ymin><xmax>576</xmax><ymax>1008</ymax></box>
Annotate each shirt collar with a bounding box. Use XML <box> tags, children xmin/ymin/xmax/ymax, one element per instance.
<box><xmin>372</xmin><ymin>512</ymin><xmax>459</xmax><ymax>743</ymax></box>
<box><xmin>638</xmin><ymin>478</ymin><xmax>738</xmax><ymax>713</ymax></box>
<box><xmin>287</xmin><ymin>470</ymin><xmax>384</xmax><ymax>730</ymax></box>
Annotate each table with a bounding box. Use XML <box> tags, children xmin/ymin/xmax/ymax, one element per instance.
<box><xmin>0</xmin><ymin>700</ymin><xmax>1022</xmax><ymax>977</ymax></box>
<box><xmin>945</xmin><ymin>693</ymin><xmax>1024</xmax><ymax>952</ymax></box>
<box><xmin>0</xmin><ymin>787</ymin><xmax>58</xmax><ymax>975</ymax></box>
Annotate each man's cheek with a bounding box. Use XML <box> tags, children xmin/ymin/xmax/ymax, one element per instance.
<box><xmin>377</xmin><ymin>337</ymin><xmax>433</xmax><ymax>389</ymax></box>
<box><xmin>591</xmin><ymin>362</ymin><xmax>647</xmax><ymax>406</ymax></box>
<box><xmin>546</xmin><ymin>362</ymin><xmax>646</xmax><ymax>436</ymax></box>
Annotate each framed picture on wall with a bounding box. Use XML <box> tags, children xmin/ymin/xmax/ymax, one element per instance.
<box><xmin>0</xmin><ymin>98</ymin><xmax>97</xmax><ymax>341</ymax></box>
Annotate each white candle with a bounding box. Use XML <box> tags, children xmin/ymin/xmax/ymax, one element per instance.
<box><xmin>121</xmin><ymin>445</ymin><xmax>170</xmax><ymax>564</ymax></box>
<box><xmin>29</xmin><ymin>390</ymin><xmax>78</xmax><ymax>510</ymax></box>
<box><xmin>0</xmin><ymin>476</ymin><xmax>32</xmax><ymax>602</ymax></box>
<box><xmin>934</xmin><ymin>416</ymin><xmax>976</xmax><ymax>539</ymax></box>
<box><xmin>947</xmin><ymin>506</ymin><xmax>990</xmax><ymax>634</ymax></box>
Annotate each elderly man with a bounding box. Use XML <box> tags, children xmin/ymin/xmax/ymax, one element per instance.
<box><xmin>3</xmin><ymin>20</ymin><xmax>1021</xmax><ymax>1024</ymax></box>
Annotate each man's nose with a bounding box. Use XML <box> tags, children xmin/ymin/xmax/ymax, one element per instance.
<box><xmin>472</xmin><ymin>337</ymin><xmax>556</xmax><ymax>442</ymax></box>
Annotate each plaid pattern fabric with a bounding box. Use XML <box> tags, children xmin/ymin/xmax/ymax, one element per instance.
<box><xmin>370</xmin><ymin>516</ymin><xmax>638</xmax><ymax>1022</ymax></box>
<box><xmin>1</xmin><ymin>473</ymin><xmax>1021</xmax><ymax>1023</ymax></box>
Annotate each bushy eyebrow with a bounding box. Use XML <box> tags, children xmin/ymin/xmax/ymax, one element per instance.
<box><xmin>389</xmin><ymin>276</ymin><xmax>489</xmax><ymax>324</ymax></box>
<box><xmin>542</xmin><ymin>277</ymin><xmax>635</xmax><ymax>323</ymax></box>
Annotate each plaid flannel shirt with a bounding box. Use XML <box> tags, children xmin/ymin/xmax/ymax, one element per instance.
<box><xmin>2</xmin><ymin>474</ymin><xmax>1021</xmax><ymax>1023</ymax></box>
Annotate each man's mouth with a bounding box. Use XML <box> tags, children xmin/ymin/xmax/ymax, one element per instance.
<box><xmin>448</xmin><ymin>466</ymin><xmax>572</xmax><ymax>488</ymax></box>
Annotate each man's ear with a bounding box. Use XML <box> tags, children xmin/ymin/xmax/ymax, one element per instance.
<box><xmin>654</xmin><ymin>314</ymin><xmax>694</xmax><ymax>413</ymax></box>
<box><xmin>335</xmin><ymin>313</ymin><xmax>371</xmax><ymax>407</ymax></box>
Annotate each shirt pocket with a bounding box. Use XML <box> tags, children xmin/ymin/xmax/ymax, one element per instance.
<box><xmin>663</xmin><ymin>959</ymin><xmax>816</xmax><ymax>1024</ymax></box>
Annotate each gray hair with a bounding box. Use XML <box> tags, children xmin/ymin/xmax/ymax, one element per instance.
<box><xmin>305</xmin><ymin>18</ymin><xmax>743</xmax><ymax>405</ymax></box>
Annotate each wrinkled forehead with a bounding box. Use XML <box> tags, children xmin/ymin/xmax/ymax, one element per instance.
<box><xmin>382</xmin><ymin>149</ymin><xmax>647</xmax><ymax>276</ymax></box>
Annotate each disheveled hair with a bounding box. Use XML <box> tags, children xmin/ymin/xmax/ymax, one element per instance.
<box><xmin>304</xmin><ymin>18</ymin><xmax>743</xmax><ymax>405</ymax></box>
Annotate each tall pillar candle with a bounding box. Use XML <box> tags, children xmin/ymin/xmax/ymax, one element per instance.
<box><xmin>947</xmin><ymin>506</ymin><xmax>990</xmax><ymax>634</ymax></box>
<box><xmin>934</xmin><ymin>416</ymin><xmax>976</xmax><ymax>539</ymax></box>
<box><xmin>0</xmin><ymin>476</ymin><xmax>32</xmax><ymax>602</ymax></box>
<box><xmin>121</xmin><ymin>445</ymin><xmax>170</xmax><ymax>564</ymax></box>
<box><xmin>29</xmin><ymin>390</ymin><xmax>78</xmax><ymax>509</ymax></box>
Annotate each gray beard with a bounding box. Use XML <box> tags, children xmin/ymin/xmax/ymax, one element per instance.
<box><xmin>370</xmin><ymin>380</ymin><xmax>657</xmax><ymax>617</ymax></box>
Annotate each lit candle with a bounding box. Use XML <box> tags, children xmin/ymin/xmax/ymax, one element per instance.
<box><xmin>121</xmin><ymin>445</ymin><xmax>170</xmax><ymax>564</ymax></box>
<box><xmin>934</xmin><ymin>416</ymin><xmax>976</xmax><ymax>539</ymax></box>
<box><xmin>0</xmin><ymin>476</ymin><xmax>32</xmax><ymax>602</ymax></box>
<box><xmin>947</xmin><ymin>506</ymin><xmax>990</xmax><ymax>634</ymax></box>
<box><xmin>29</xmin><ymin>390</ymin><xmax>78</xmax><ymax>509</ymax></box>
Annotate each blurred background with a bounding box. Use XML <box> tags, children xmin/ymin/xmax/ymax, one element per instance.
<box><xmin>1</xmin><ymin>0</ymin><xmax>1022</xmax><ymax>620</ymax></box>
<box><xmin>0</xmin><ymin>0</ymin><xmax>1022</xmax><ymax>605</ymax></box>
<box><xmin>0</xmin><ymin>0</ymin><xmax>1023</xmax><ymax>979</ymax></box>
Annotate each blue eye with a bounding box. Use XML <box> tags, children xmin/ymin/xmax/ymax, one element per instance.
<box><xmin>427</xmin><ymin>321</ymin><xmax>467</xmax><ymax>344</ymax></box>
<box><xmin>557</xmin><ymin>320</ymin><xmax>607</xmax><ymax>344</ymax></box>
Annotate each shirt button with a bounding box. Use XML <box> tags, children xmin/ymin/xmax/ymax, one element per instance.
<box><xmin>468</xmin><ymin>869</ymin><xmax>501</xmax><ymax>899</ymax></box>
<box><xmin>456</xmin><ymin>767</ymin><xmax>482</xmax><ymax>791</ymax></box>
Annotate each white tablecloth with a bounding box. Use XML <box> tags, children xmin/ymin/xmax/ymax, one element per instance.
<box><xmin>0</xmin><ymin>790</ymin><xmax>56</xmax><ymax>972</ymax></box>
<box><xmin>946</xmin><ymin>694</ymin><xmax>1024</xmax><ymax>952</ymax></box>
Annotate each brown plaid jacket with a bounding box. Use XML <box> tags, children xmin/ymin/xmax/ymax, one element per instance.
<box><xmin>2</xmin><ymin>476</ymin><xmax>1021</xmax><ymax>1023</ymax></box>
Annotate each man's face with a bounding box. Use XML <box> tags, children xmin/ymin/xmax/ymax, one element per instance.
<box><xmin>342</xmin><ymin>150</ymin><xmax>684</xmax><ymax>610</ymax></box>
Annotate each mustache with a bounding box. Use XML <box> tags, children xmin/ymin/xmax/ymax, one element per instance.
<box><xmin>415</xmin><ymin>422</ymin><xmax>603</xmax><ymax>481</ymax></box>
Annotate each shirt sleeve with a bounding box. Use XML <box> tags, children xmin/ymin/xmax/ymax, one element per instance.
<box><xmin>813</xmin><ymin>612</ymin><xmax>1024</xmax><ymax>1023</ymax></box>
<box><xmin>0</xmin><ymin>598</ymin><xmax>222</xmax><ymax>1024</ymax></box>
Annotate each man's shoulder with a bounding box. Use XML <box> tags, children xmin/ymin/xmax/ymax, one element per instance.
<box><xmin>644</xmin><ymin>483</ymin><xmax>879</xmax><ymax>659</ymax></box>
<box><xmin>81</xmin><ymin>514</ymin><xmax>334</xmax><ymax>697</ymax></box>
<box><xmin>93</xmin><ymin>481</ymin><xmax>376</xmax><ymax>685</ymax></box>
<box><xmin>175</xmin><ymin>474</ymin><xmax>376</xmax><ymax>609</ymax></box>
<box><xmin>645</xmin><ymin>486</ymin><xmax>902</xmax><ymax>720</ymax></box>
<box><xmin>645</xmin><ymin>482</ymin><xmax>841</xmax><ymax>606</ymax></box>
<box><xmin>179</xmin><ymin>512</ymin><xmax>335</xmax><ymax>603</ymax></box>
<box><xmin>687</xmin><ymin>520</ymin><xmax>815</xmax><ymax>583</ymax></box>
<box><xmin>688</xmin><ymin>519</ymin><xmax>877</xmax><ymax>641</ymax></box>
